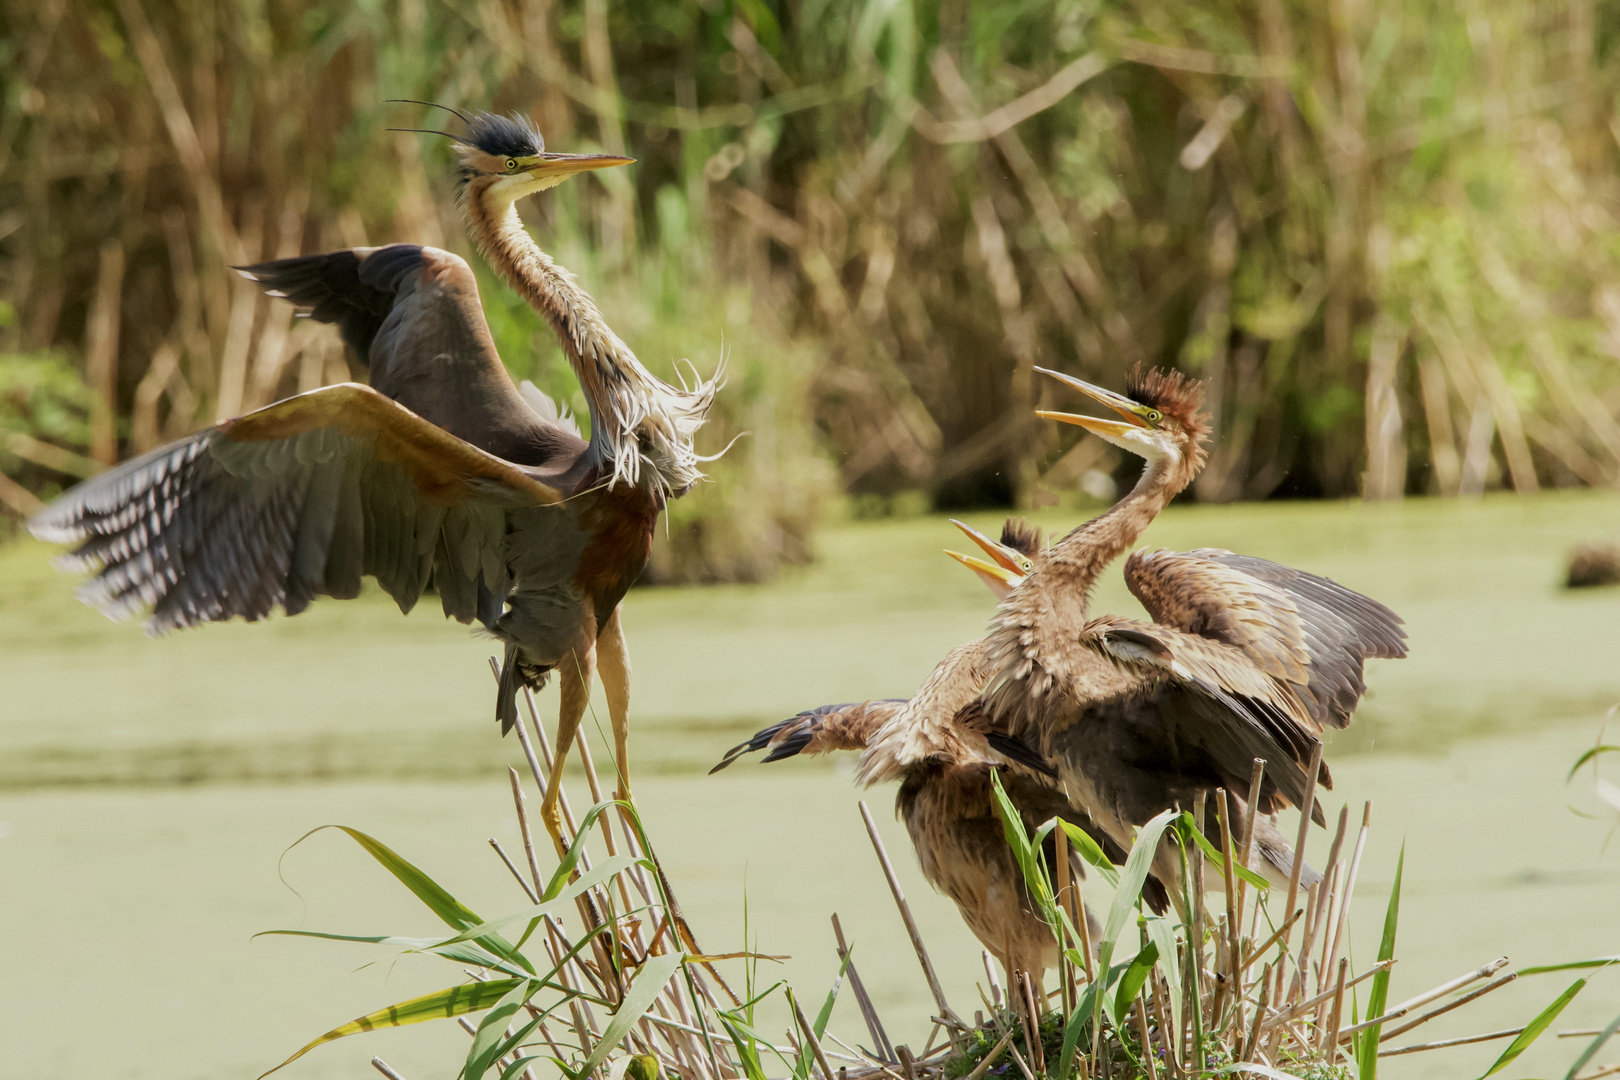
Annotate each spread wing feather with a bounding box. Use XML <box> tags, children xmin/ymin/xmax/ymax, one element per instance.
<box><xmin>30</xmin><ymin>383</ymin><xmax>564</xmax><ymax>634</ymax></box>
<box><xmin>709</xmin><ymin>699</ymin><xmax>909</xmax><ymax>772</ymax></box>
<box><xmin>1124</xmin><ymin>548</ymin><xmax>1407</xmax><ymax>728</ymax></box>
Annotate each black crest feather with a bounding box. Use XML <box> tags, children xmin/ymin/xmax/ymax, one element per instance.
<box><xmin>999</xmin><ymin>517</ymin><xmax>1044</xmax><ymax>558</ymax></box>
<box><xmin>463</xmin><ymin>111</ymin><xmax>543</xmax><ymax>157</ymax></box>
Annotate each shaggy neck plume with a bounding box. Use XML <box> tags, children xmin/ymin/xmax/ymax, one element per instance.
<box><xmin>464</xmin><ymin>187</ymin><xmax>627</xmax><ymax>472</ymax></box>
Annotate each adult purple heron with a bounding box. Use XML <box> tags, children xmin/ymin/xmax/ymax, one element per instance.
<box><xmin>30</xmin><ymin>109</ymin><xmax>717</xmax><ymax>850</ymax></box>
<box><xmin>975</xmin><ymin>365</ymin><xmax>1407</xmax><ymax>897</ymax></box>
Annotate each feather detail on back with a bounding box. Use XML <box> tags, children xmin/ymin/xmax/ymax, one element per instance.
<box><xmin>518</xmin><ymin>380</ymin><xmax>582</xmax><ymax>439</ymax></box>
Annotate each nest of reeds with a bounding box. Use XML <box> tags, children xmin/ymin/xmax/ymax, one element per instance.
<box><xmin>257</xmin><ymin>683</ymin><xmax>1615</xmax><ymax>1080</ymax></box>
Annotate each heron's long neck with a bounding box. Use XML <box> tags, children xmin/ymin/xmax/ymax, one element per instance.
<box><xmin>465</xmin><ymin>193</ymin><xmax>630</xmax><ymax>468</ymax></box>
<box><xmin>1043</xmin><ymin>457</ymin><xmax>1183</xmax><ymax>611</ymax></box>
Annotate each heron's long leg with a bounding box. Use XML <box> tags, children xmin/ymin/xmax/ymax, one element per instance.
<box><xmin>595</xmin><ymin>607</ymin><xmax>632</xmax><ymax>801</ymax></box>
<box><xmin>538</xmin><ymin>628</ymin><xmax>598</xmax><ymax>858</ymax></box>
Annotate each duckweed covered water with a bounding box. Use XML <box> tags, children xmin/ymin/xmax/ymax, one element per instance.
<box><xmin>1</xmin><ymin>492</ymin><xmax>1617</xmax><ymax>1078</ymax></box>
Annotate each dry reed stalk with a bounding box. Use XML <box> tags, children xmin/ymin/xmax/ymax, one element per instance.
<box><xmin>371</xmin><ymin>1056</ymin><xmax>409</xmax><ymax>1079</ymax></box>
<box><xmin>509</xmin><ymin>766</ymin><xmax>546</xmax><ymax>897</ymax></box>
<box><xmin>1379</xmin><ymin>1027</ymin><xmax>1524</xmax><ymax>1056</ymax></box>
<box><xmin>1233</xmin><ymin>759</ymin><xmax>1266</xmax><ymax>925</ymax></box>
<box><xmin>1322</xmin><ymin>802</ymin><xmax>1371</xmax><ymax>999</ymax></box>
<box><xmin>1215</xmin><ymin>790</ymin><xmax>1241</xmax><ymax>1025</ymax></box>
<box><xmin>858</xmin><ymin>801</ymin><xmax>960</xmax><ymax>1030</ymax></box>
<box><xmin>1133</xmin><ymin>991</ymin><xmax>1160</xmax><ymax>1080</ymax></box>
<box><xmin>1322</xmin><ymin>957</ymin><xmax>1349</xmax><ymax>1053</ymax></box>
<box><xmin>1240</xmin><ymin>963</ymin><xmax>1271</xmax><ymax>1064</ymax></box>
<box><xmin>834</xmin><ymin>913</ymin><xmax>895</xmax><ymax>1062</ymax></box>
<box><xmin>1378</xmin><ymin>971</ymin><xmax>1518</xmax><ymax>1042</ymax></box>
<box><xmin>1149</xmin><ymin>970</ymin><xmax>1182</xmax><ymax>1079</ymax></box>
<box><xmin>1054</xmin><ymin>825</ymin><xmax>1078</xmax><ymax>1008</ymax></box>
<box><xmin>1282</xmin><ymin>744</ymin><xmax>1323</xmax><ymax>955</ymax></box>
<box><xmin>490</xmin><ymin>838</ymin><xmax>541</xmax><ymax>903</ymax></box>
<box><xmin>791</xmin><ymin>988</ymin><xmax>838</xmax><ymax>1080</ymax></box>
<box><xmin>1260</xmin><ymin>960</ymin><xmax>1397</xmax><ymax>1031</ymax></box>
<box><xmin>1575</xmin><ymin>1064</ymin><xmax>1620</xmax><ymax>1080</ymax></box>
<box><xmin>1241</xmin><ymin>909</ymin><xmax>1302</xmax><ymax>975</ymax></box>
<box><xmin>981</xmin><ymin>951</ymin><xmax>1006</xmax><ymax>1009</ymax></box>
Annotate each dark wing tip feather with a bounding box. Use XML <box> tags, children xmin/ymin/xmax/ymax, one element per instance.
<box><xmin>987</xmin><ymin>733</ymin><xmax>1058</xmax><ymax>778</ymax></box>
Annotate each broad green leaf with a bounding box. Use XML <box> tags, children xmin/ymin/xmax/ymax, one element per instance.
<box><xmin>258</xmin><ymin>978</ymin><xmax>525</xmax><ymax>1077</ymax></box>
<box><xmin>1055</xmin><ymin>819</ymin><xmax>1121</xmax><ymax>887</ymax></box>
<box><xmin>1356</xmin><ymin>842</ymin><xmax>1404</xmax><ymax>1080</ymax></box>
<box><xmin>1477</xmin><ymin>978</ymin><xmax>1586</xmax><ymax>1079</ymax></box>
<box><xmin>1095</xmin><ymin>810</ymin><xmax>1178</xmax><ymax>1046</ymax></box>
<box><xmin>1113</xmin><ymin>941</ymin><xmax>1159</xmax><ymax>1017</ymax></box>
<box><xmin>1172</xmin><ymin>812</ymin><xmax>1270</xmax><ymax>890</ymax></box>
<box><xmin>500</xmin><ymin>1056</ymin><xmax>547</xmax><ymax>1080</ymax></box>
<box><xmin>1564</xmin><ymin>1007</ymin><xmax>1620</xmax><ymax>1080</ymax></box>
<box><xmin>541</xmin><ymin>801</ymin><xmax>638</xmax><ymax>901</ymax></box>
<box><xmin>1054</xmin><ymin>983</ymin><xmax>1098</xmax><ymax>1080</ymax></box>
<box><xmin>463</xmin><ymin>979</ymin><xmax>538</xmax><ymax>1080</ymax></box>
<box><xmin>576</xmin><ymin>951</ymin><xmax>685</xmax><ymax>1080</ymax></box>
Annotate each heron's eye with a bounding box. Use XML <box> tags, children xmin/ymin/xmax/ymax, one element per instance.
<box><xmin>505</xmin><ymin>158</ymin><xmax>519</xmax><ymax>171</ymax></box>
<box><xmin>1017</xmin><ymin>556</ymin><xmax>1033</xmax><ymax>572</ymax></box>
<box><xmin>1144</xmin><ymin>408</ymin><xmax>1163</xmax><ymax>423</ymax></box>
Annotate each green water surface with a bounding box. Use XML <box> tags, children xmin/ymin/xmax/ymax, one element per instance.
<box><xmin>2</xmin><ymin>492</ymin><xmax>1618</xmax><ymax>1079</ymax></box>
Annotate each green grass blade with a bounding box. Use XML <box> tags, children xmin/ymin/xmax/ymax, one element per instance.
<box><xmin>1566</xmin><ymin>745</ymin><xmax>1620</xmax><ymax>780</ymax></box>
<box><xmin>1143</xmin><ymin>915</ymin><xmax>1182</xmax><ymax>1045</ymax></box>
<box><xmin>257</xmin><ymin>978</ymin><xmax>525</xmax><ymax>1078</ymax></box>
<box><xmin>576</xmin><ymin>951</ymin><xmax>685</xmax><ymax>1080</ymax></box>
<box><xmin>433</xmin><ymin>855</ymin><xmax>641</xmax><ymax>946</ymax></box>
<box><xmin>499</xmin><ymin>1056</ymin><xmax>547</xmax><ymax>1080</ymax></box>
<box><xmin>1477</xmin><ymin>977</ymin><xmax>1587</xmax><ymax>1079</ymax></box>
<box><xmin>1055</xmin><ymin>819</ymin><xmax>1121</xmax><ymax>887</ymax></box>
<box><xmin>1054</xmin><ymin>983</ymin><xmax>1099</xmax><ymax>1080</ymax></box>
<box><xmin>299</xmin><ymin>825</ymin><xmax>536</xmax><ymax>975</ymax></box>
<box><xmin>1172</xmin><ymin>812</ymin><xmax>1270</xmax><ymax>890</ymax></box>
<box><xmin>463</xmin><ymin>979</ymin><xmax>538</xmax><ymax>1080</ymax></box>
<box><xmin>1518</xmin><ymin>955</ymin><xmax>1620</xmax><ymax>974</ymax></box>
<box><xmin>1355</xmin><ymin>842</ymin><xmax>1404</xmax><ymax>1080</ymax></box>
<box><xmin>1563</xmin><ymin>1006</ymin><xmax>1620</xmax><ymax>1080</ymax></box>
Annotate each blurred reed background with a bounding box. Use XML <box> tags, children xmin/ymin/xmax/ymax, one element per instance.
<box><xmin>2</xmin><ymin>0</ymin><xmax>1619</xmax><ymax>580</ymax></box>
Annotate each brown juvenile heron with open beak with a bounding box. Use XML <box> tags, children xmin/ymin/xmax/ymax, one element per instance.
<box><xmin>974</xmin><ymin>366</ymin><xmax>1407</xmax><ymax>899</ymax></box>
<box><xmin>713</xmin><ymin>519</ymin><xmax>1153</xmax><ymax>995</ymax></box>
<box><xmin>31</xmin><ymin>107</ymin><xmax>717</xmax><ymax>852</ymax></box>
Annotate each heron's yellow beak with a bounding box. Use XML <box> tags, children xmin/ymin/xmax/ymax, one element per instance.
<box><xmin>948</xmin><ymin>519</ymin><xmax>1028</xmax><ymax>575</ymax></box>
<box><xmin>945</xmin><ymin>549</ymin><xmax>1023</xmax><ymax>596</ymax></box>
<box><xmin>1035</xmin><ymin>366</ymin><xmax>1156</xmax><ymax>437</ymax></box>
<box><xmin>521</xmin><ymin>151</ymin><xmax>635</xmax><ymax>180</ymax></box>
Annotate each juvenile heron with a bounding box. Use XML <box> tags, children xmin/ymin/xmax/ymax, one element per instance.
<box><xmin>30</xmin><ymin>108</ymin><xmax>717</xmax><ymax>851</ymax></box>
<box><xmin>713</xmin><ymin>520</ymin><xmax>1144</xmax><ymax>993</ymax></box>
<box><xmin>976</xmin><ymin>366</ymin><xmax>1407</xmax><ymax>897</ymax></box>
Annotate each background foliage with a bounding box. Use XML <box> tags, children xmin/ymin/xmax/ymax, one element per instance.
<box><xmin>2</xmin><ymin>0</ymin><xmax>1619</xmax><ymax>575</ymax></box>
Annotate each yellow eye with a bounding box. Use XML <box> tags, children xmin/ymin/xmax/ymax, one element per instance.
<box><xmin>1017</xmin><ymin>556</ymin><xmax>1033</xmax><ymax>572</ymax></box>
<box><xmin>504</xmin><ymin>158</ymin><xmax>519</xmax><ymax>171</ymax></box>
<box><xmin>1145</xmin><ymin>409</ymin><xmax>1162</xmax><ymax>423</ymax></box>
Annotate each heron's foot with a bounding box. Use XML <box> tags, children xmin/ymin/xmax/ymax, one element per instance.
<box><xmin>537</xmin><ymin>792</ymin><xmax>570</xmax><ymax>859</ymax></box>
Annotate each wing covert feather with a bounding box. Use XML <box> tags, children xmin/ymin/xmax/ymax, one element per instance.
<box><xmin>1124</xmin><ymin>548</ymin><xmax>1407</xmax><ymax>727</ymax></box>
<box><xmin>31</xmin><ymin>384</ymin><xmax>565</xmax><ymax>633</ymax></box>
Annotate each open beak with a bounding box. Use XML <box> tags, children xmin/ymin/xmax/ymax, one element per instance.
<box><xmin>944</xmin><ymin>519</ymin><xmax>1027</xmax><ymax>595</ymax></box>
<box><xmin>945</xmin><ymin>549</ymin><xmax>1022</xmax><ymax>593</ymax></box>
<box><xmin>524</xmin><ymin>151</ymin><xmax>635</xmax><ymax>180</ymax></box>
<box><xmin>948</xmin><ymin>519</ymin><xmax>1026</xmax><ymax>574</ymax></box>
<box><xmin>1035</xmin><ymin>366</ymin><xmax>1151</xmax><ymax>437</ymax></box>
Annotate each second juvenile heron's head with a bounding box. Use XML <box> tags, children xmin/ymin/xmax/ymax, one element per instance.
<box><xmin>944</xmin><ymin>517</ymin><xmax>1042</xmax><ymax>600</ymax></box>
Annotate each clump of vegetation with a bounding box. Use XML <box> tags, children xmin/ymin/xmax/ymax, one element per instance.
<box><xmin>1566</xmin><ymin>544</ymin><xmax>1620</xmax><ymax>589</ymax></box>
<box><xmin>258</xmin><ymin>697</ymin><xmax>1619</xmax><ymax>1080</ymax></box>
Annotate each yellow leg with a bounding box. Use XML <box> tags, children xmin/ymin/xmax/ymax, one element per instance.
<box><xmin>595</xmin><ymin>607</ymin><xmax>633</xmax><ymax>802</ymax></box>
<box><xmin>537</xmin><ymin>628</ymin><xmax>597</xmax><ymax>858</ymax></box>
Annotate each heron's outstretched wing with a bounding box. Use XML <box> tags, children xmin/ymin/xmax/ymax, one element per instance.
<box><xmin>238</xmin><ymin>245</ymin><xmax>586</xmax><ymax>468</ymax></box>
<box><xmin>30</xmin><ymin>383</ymin><xmax>564</xmax><ymax>633</ymax></box>
<box><xmin>1124</xmin><ymin>548</ymin><xmax>1407</xmax><ymax>728</ymax></box>
<box><xmin>709</xmin><ymin>699</ymin><xmax>909</xmax><ymax>772</ymax></box>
